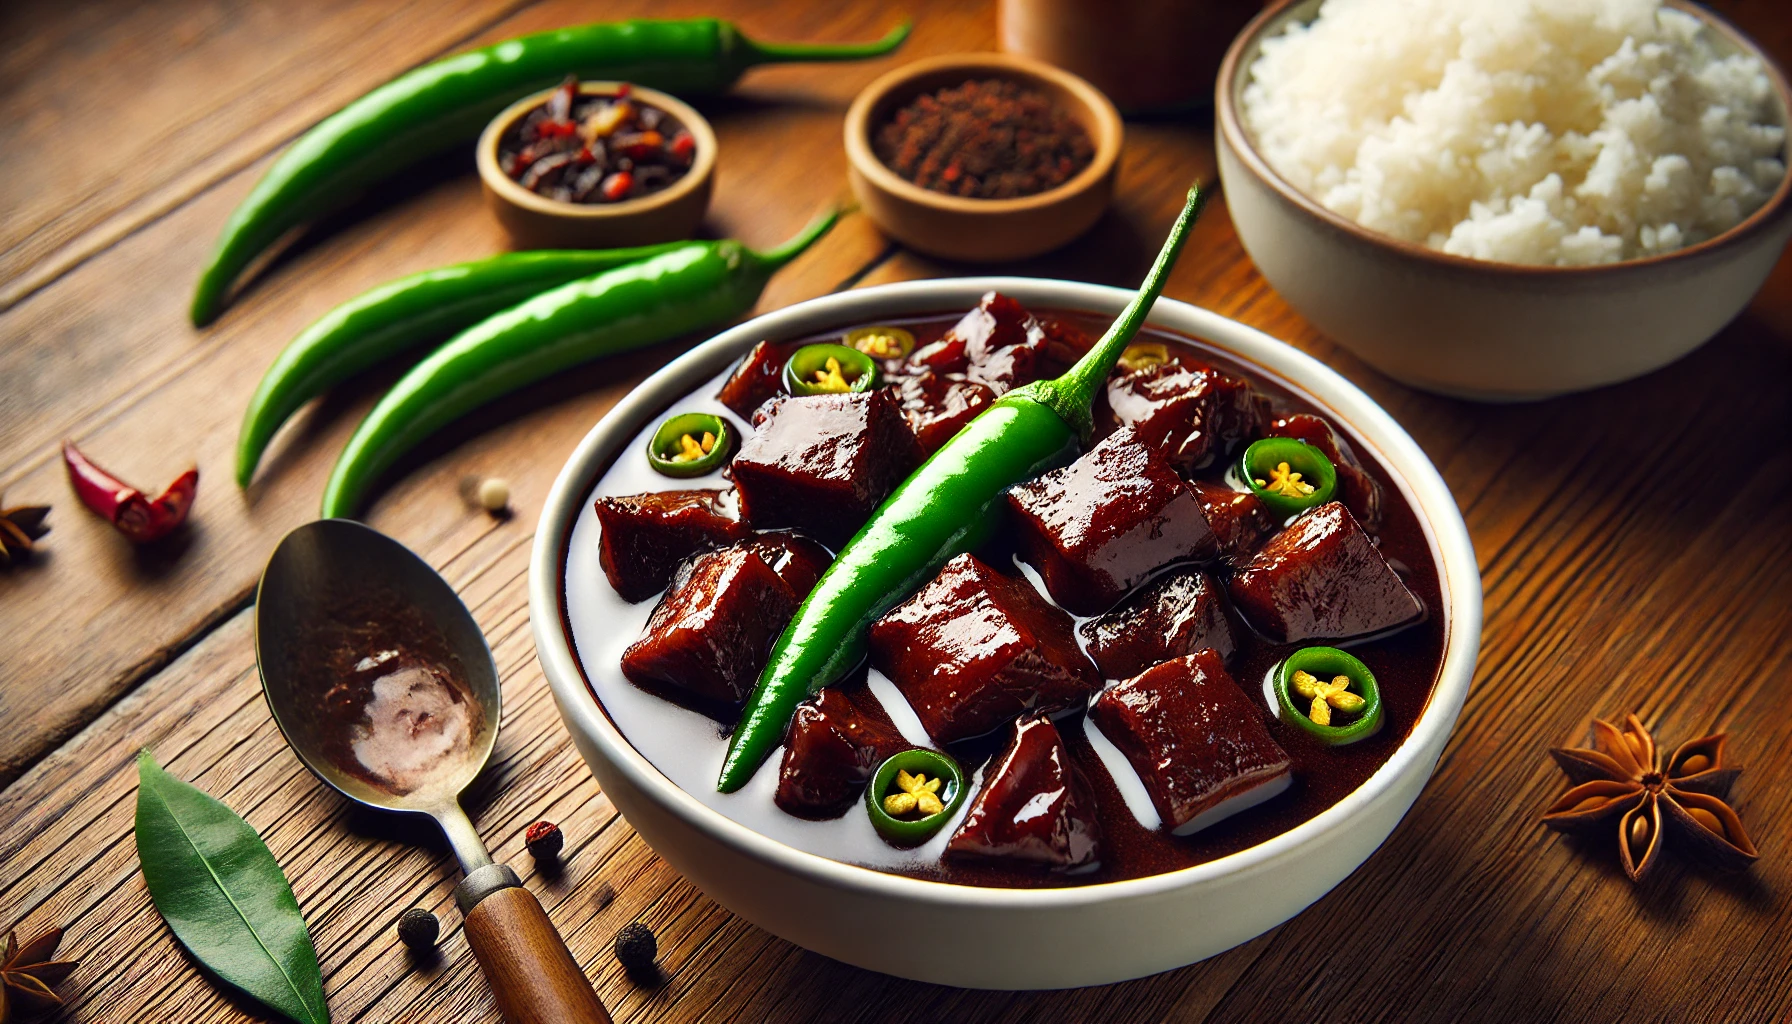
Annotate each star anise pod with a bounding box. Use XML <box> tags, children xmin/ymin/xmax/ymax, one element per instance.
<box><xmin>0</xmin><ymin>926</ymin><xmax>77</xmax><ymax>1021</ymax></box>
<box><xmin>0</xmin><ymin>498</ymin><xmax>50</xmax><ymax>569</ymax></box>
<box><xmin>1542</xmin><ymin>713</ymin><xmax>1758</xmax><ymax>882</ymax></box>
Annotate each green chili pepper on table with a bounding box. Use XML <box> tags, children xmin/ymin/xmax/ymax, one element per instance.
<box><xmin>717</xmin><ymin>185</ymin><xmax>1209</xmax><ymax>793</ymax></box>
<box><xmin>190</xmin><ymin>19</ymin><xmax>911</xmax><ymax>326</ymax></box>
<box><xmin>238</xmin><ymin>242</ymin><xmax>690</xmax><ymax>488</ymax></box>
<box><xmin>318</xmin><ymin>208</ymin><xmax>839</xmax><ymax>519</ymax></box>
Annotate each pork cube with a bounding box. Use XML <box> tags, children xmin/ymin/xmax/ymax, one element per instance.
<box><xmin>595</xmin><ymin>488</ymin><xmax>750</xmax><ymax>602</ymax></box>
<box><xmin>1087</xmin><ymin>650</ymin><xmax>1292</xmax><ymax>835</ymax></box>
<box><xmin>1103</xmin><ymin>362</ymin><xmax>1265</xmax><ymax>473</ymax></box>
<box><xmin>868</xmin><ymin>554</ymin><xmax>1100</xmax><ymax>744</ymax></box>
<box><xmin>1007</xmin><ymin>431</ymin><xmax>1216</xmax><ymax>615</ymax></box>
<box><xmin>1080</xmin><ymin>568</ymin><xmax>1234</xmax><ymax>680</ymax></box>
<box><xmin>732</xmin><ymin>390</ymin><xmax>921</xmax><ymax>547</ymax></box>
<box><xmin>775</xmin><ymin>687</ymin><xmax>908</xmax><ymax>819</ymax></box>
<box><xmin>946</xmin><ymin>716</ymin><xmax>1101</xmax><ymax>870</ymax></box>
<box><xmin>893</xmin><ymin>369</ymin><xmax>995</xmax><ymax>454</ymax></box>
<box><xmin>1269</xmin><ymin>413</ymin><xmax>1383</xmax><ymax>529</ymax></box>
<box><xmin>1228</xmin><ymin>501</ymin><xmax>1423</xmax><ymax>642</ymax></box>
<box><xmin>952</xmin><ymin>291</ymin><xmax>1049</xmax><ymax>392</ymax></box>
<box><xmin>620</xmin><ymin>544</ymin><xmax>797</xmax><ymax>714</ymax></box>
<box><xmin>716</xmin><ymin>339</ymin><xmax>795</xmax><ymax>420</ymax></box>
<box><xmin>1187</xmin><ymin>481</ymin><xmax>1275</xmax><ymax>564</ymax></box>
<box><xmin>740</xmin><ymin>532</ymin><xmax>832</xmax><ymax>598</ymax></box>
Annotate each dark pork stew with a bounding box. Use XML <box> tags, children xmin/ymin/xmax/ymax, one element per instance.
<box><xmin>582</xmin><ymin>292</ymin><xmax>1444</xmax><ymax>887</ymax></box>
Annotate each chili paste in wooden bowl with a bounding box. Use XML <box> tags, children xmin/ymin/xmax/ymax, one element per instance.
<box><xmin>561</xmin><ymin>292</ymin><xmax>1444</xmax><ymax>889</ymax></box>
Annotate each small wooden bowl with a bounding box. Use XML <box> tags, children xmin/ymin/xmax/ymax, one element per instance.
<box><xmin>844</xmin><ymin>53</ymin><xmax>1122</xmax><ymax>262</ymax></box>
<box><xmin>477</xmin><ymin>82</ymin><xmax>717</xmax><ymax>250</ymax></box>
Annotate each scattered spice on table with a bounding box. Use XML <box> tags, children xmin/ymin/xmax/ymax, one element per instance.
<box><xmin>1</xmin><ymin>925</ymin><xmax>78</xmax><ymax>1020</ymax></box>
<box><xmin>396</xmin><ymin>908</ymin><xmax>439</xmax><ymax>952</ymax></box>
<box><xmin>613</xmin><ymin>921</ymin><xmax>658</xmax><ymax>979</ymax></box>
<box><xmin>524</xmin><ymin>819</ymin><xmax>564</xmax><ymax>860</ymax></box>
<box><xmin>1541</xmin><ymin>713</ymin><xmax>1758</xmax><ymax>883</ymax></box>
<box><xmin>499</xmin><ymin>77</ymin><xmax>696</xmax><ymax>204</ymax></box>
<box><xmin>0</xmin><ymin>498</ymin><xmax>50</xmax><ymax>568</ymax></box>
<box><xmin>873</xmin><ymin>78</ymin><xmax>1094</xmax><ymax>199</ymax></box>
<box><xmin>61</xmin><ymin>441</ymin><xmax>197</xmax><ymax>544</ymax></box>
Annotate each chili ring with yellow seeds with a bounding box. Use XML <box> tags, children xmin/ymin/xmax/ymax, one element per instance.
<box><xmin>1275</xmin><ymin>647</ymin><xmax>1383</xmax><ymax>746</ymax></box>
<box><xmin>845</xmin><ymin>325</ymin><xmax>916</xmax><ymax>361</ymax></box>
<box><xmin>646</xmin><ymin>411</ymin><xmax>737</xmax><ymax>478</ymax></box>
<box><xmin>784</xmin><ymin>343</ymin><xmax>879</xmax><ymax>397</ymax></box>
<box><xmin>865</xmin><ymin>748</ymin><xmax>966</xmax><ymax>847</ymax></box>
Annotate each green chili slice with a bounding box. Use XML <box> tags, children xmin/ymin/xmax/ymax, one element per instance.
<box><xmin>647</xmin><ymin>412</ymin><xmax>736</xmax><ymax>478</ymax></box>
<box><xmin>1276</xmin><ymin>647</ymin><xmax>1383</xmax><ymax>746</ymax></box>
<box><xmin>844</xmin><ymin>325</ymin><xmax>916</xmax><ymax>361</ymax></box>
<box><xmin>1240</xmin><ymin>437</ymin><xmax>1337</xmax><ymax>518</ymax></box>
<box><xmin>865</xmin><ymin>748</ymin><xmax>966</xmax><ymax>847</ymax></box>
<box><xmin>783</xmin><ymin>343</ymin><xmax>878</xmax><ymax>396</ymax></box>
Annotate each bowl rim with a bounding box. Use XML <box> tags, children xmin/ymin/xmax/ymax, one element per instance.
<box><xmin>1216</xmin><ymin>0</ymin><xmax>1792</xmax><ymax>277</ymax></box>
<box><xmin>529</xmin><ymin>277</ymin><xmax>1482</xmax><ymax>909</ymax></box>
<box><xmin>843</xmin><ymin>52</ymin><xmax>1123</xmax><ymax>215</ymax></box>
<box><xmin>475</xmin><ymin>80</ymin><xmax>718</xmax><ymax>222</ymax></box>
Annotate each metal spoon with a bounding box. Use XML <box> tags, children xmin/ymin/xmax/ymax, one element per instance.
<box><xmin>255</xmin><ymin>519</ymin><xmax>610</xmax><ymax>1024</ymax></box>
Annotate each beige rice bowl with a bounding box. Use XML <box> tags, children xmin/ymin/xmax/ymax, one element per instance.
<box><xmin>1241</xmin><ymin>0</ymin><xmax>1787</xmax><ymax>266</ymax></box>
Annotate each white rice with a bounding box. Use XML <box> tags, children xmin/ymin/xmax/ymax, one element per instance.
<box><xmin>1241</xmin><ymin>0</ymin><xmax>1787</xmax><ymax>265</ymax></box>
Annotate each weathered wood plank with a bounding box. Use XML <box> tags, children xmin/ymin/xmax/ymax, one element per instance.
<box><xmin>0</xmin><ymin>0</ymin><xmax>538</xmax><ymax>307</ymax></box>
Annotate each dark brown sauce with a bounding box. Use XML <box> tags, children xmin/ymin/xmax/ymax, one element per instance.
<box><xmin>294</xmin><ymin>593</ymin><xmax>485</xmax><ymax>799</ymax></box>
<box><xmin>565</xmin><ymin>307</ymin><xmax>1446</xmax><ymax>889</ymax></box>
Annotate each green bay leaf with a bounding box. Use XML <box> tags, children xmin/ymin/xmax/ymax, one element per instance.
<box><xmin>135</xmin><ymin>749</ymin><xmax>330</xmax><ymax>1024</ymax></box>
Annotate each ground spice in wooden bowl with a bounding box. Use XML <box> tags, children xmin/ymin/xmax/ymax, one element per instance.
<box><xmin>873</xmin><ymin>78</ymin><xmax>1095</xmax><ymax>199</ymax></box>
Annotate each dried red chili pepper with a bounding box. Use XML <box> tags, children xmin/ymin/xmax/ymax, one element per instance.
<box><xmin>61</xmin><ymin>440</ymin><xmax>198</xmax><ymax>543</ymax></box>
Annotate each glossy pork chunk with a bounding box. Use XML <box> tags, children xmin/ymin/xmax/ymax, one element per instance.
<box><xmin>1088</xmin><ymin>651</ymin><xmax>1292</xmax><ymax>835</ymax></box>
<box><xmin>595</xmin><ymin>488</ymin><xmax>750</xmax><ymax>602</ymax></box>
<box><xmin>951</xmin><ymin>291</ymin><xmax>1051</xmax><ymax>392</ymax></box>
<box><xmin>621</xmin><ymin>536</ymin><xmax>829</xmax><ymax>714</ymax></box>
<box><xmin>1103</xmin><ymin>360</ymin><xmax>1264</xmax><ymax>474</ymax></box>
<box><xmin>893</xmin><ymin>370</ymin><xmax>995</xmax><ymax>455</ymax></box>
<box><xmin>869</xmin><ymin>553</ymin><xmax>1100</xmax><ymax>744</ymax></box>
<box><xmin>775</xmin><ymin>688</ymin><xmax>907</xmax><ymax>820</ymax></box>
<box><xmin>1228</xmin><ymin>501</ymin><xmax>1422</xmax><ymax>643</ymax></box>
<box><xmin>1007</xmin><ymin>432</ymin><xmax>1216</xmax><ymax>615</ymax></box>
<box><xmin>1187</xmin><ymin>481</ymin><xmax>1275</xmax><ymax>565</ymax></box>
<box><xmin>946</xmin><ymin>716</ymin><xmax>1101</xmax><ymax>871</ymax></box>
<box><xmin>1080</xmin><ymin>568</ymin><xmax>1234</xmax><ymax>681</ymax></box>
<box><xmin>715</xmin><ymin>339</ymin><xmax>794</xmax><ymax>420</ymax></box>
<box><xmin>732</xmin><ymin>390</ymin><xmax>921</xmax><ymax>547</ymax></box>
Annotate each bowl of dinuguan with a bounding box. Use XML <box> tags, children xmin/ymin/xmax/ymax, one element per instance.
<box><xmin>529</xmin><ymin>278</ymin><xmax>1480</xmax><ymax>989</ymax></box>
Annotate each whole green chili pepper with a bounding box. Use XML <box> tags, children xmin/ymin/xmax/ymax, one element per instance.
<box><xmin>718</xmin><ymin>186</ymin><xmax>1208</xmax><ymax>792</ymax></box>
<box><xmin>189</xmin><ymin>19</ymin><xmax>910</xmax><ymax>326</ymax></box>
<box><xmin>238</xmin><ymin>242</ymin><xmax>689</xmax><ymax>488</ymax></box>
<box><xmin>319</xmin><ymin>208</ymin><xmax>838</xmax><ymax>518</ymax></box>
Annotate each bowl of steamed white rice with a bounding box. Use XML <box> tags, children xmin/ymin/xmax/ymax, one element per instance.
<box><xmin>1216</xmin><ymin>0</ymin><xmax>1792</xmax><ymax>400</ymax></box>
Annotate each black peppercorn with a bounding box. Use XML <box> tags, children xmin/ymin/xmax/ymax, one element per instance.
<box><xmin>524</xmin><ymin>819</ymin><xmax>564</xmax><ymax>860</ymax></box>
<box><xmin>397</xmin><ymin>907</ymin><xmax>439</xmax><ymax>950</ymax></box>
<box><xmin>613</xmin><ymin>921</ymin><xmax>657</xmax><ymax>975</ymax></box>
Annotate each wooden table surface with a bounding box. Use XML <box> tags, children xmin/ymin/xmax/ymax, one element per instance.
<box><xmin>3</xmin><ymin>1</ymin><xmax>1790</xmax><ymax>1021</ymax></box>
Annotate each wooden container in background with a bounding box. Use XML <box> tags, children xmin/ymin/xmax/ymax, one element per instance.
<box><xmin>998</xmin><ymin>0</ymin><xmax>1262</xmax><ymax>112</ymax></box>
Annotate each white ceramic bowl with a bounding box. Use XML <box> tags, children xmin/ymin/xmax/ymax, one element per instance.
<box><xmin>529</xmin><ymin>279</ymin><xmax>1481</xmax><ymax>989</ymax></box>
<box><xmin>1217</xmin><ymin>0</ymin><xmax>1792</xmax><ymax>401</ymax></box>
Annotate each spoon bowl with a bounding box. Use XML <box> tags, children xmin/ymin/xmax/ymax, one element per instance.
<box><xmin>256</xmin><ymin>518</ymin><xmax>500</xmax><ymax>868</ymax></box>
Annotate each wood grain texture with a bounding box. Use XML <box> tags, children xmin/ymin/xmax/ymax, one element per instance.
<box><xmin>1</xmin><ymin>0</ymin><xmax>1790</xmax><ymax>1021</ymax></box>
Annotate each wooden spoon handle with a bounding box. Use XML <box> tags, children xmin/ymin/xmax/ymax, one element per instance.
<box><xmin>463</xmin><ymin>884</ymin><xmax>612</xmax><ymax>1024</ymax></box>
